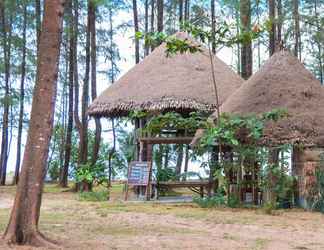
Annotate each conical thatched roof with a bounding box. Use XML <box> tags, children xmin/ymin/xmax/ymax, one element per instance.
<box><xmin>210</xmin><ymin>50</ymin><xmax>324</xmax><ymax>147</ymax></box>
<box><xmin>88</xmin><ymin>32</ymin><xmax>243</xmax><ymax>117</ymax></box>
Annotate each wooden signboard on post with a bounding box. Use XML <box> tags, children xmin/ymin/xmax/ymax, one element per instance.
<box><xmin>125</xmin><ymin>161</ymin><xmax>152</xmax><ymax>200</ymax></box>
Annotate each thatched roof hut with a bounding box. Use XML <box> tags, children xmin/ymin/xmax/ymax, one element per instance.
<box><xmin>88</xmin><ymin>32</ymin><xmax>243</xmax><ymax>117</ymax></box>
<box><xmin>208</xmin><ymin>50</ymin><xmax>324</xmax><ymax>147</ymax></box>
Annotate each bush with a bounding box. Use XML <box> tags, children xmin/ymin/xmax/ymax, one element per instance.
<box><xmin>156</xmin><ymin>167</ymin><xmax>177</xmax><ymax>182</ymax></box>
<box><xmin>227</xmin><ymin>194</ymin><xmax>240</xmax><ymax>208</ymax></box>
<box><xmin>193</xmin><ymin>193</ymin><xmax>226</xmax><ymax>208</ymax></box>
<box><xmin>309</xmin><ymin>169</ymin><xmax>324</xmax><ymax>213</ymax></box>
<box><xmin>262</xmin><ymin>202</ymin><xmax>276</xmax><ymax>215</ymax></box>
<box><xmin>48</xmin><ymin>161</ymin><xmax>60</xmax><ymax>181</ymax></box>
<box><xmin>76</xmin><ymin>163</ymin><xmax>108</xmax><ymax>186</ymax></box>
<box><xmin>78</xmin><ymin>190</ymin><xmax>109</xmax><ymax>202</ymax></box>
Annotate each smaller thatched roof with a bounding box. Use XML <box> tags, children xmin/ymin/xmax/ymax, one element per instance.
<box><xmin>88</xmin><ymin>32</ymin><xmax>243</xmax><ymax>117</ymax></box>
<box><xmin>203</xmin><ymin>50</ymin><xmax>324</xmax><ymax>147</ymax></box>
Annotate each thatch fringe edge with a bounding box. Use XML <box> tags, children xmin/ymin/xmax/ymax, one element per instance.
<box><xmin>88</xmin><ymin>98</ymin><xmax>217</xmax><ymax>117</ymax></box>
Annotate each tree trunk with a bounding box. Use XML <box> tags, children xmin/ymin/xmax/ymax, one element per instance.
<box><xmin>179</xmin><ymin>0</ymin><xmax>183</xmax><ymax>27</ymax></box>
<box><xmin>3</xmin><ymin>0</ymin><xmax>65</xmax><ymax>245</ymax></box>
<box><xmin>0</xmin><ymin>2</ymin><xmax>12</xmax><ymax>186</ymax></box>
<box><xmin>208</xmin><ymin>147</ymin><xmax>219</xmax><ymax>196</ymax></box>
<box><xmin>89</xmin><ymin>0</ymin><xmax>101</xmax><ymax>166</ymax></box>
<box><xmin>107</xmin><ymin>9</ymin><xmax>117</xmax><ymax>188</ymax></box>
<box><xmin>144</xmin><ymin>0</ymin><xmax>149</xmax><ymax>56</ymax></box>
<box><xmin>211</xmin><ymin>0</ymin><xmax>216</xmax><ymax>54</ymax></box>
<box><xmin>132</xmin><ymin>0</ymin><xmax>140</xmax><ymax>64</ymax></box>
<box><xmin>268</xmin><ymin>0</ymin><xmax>276</xmax><ymax>56</ymax></box>
<box><xmin>108</xmin><ymin>119</ymin><xmax>116</xmax><ymax>187</ymax></box>
<box><xmin>78</xmin><ymin>0</ymin><xmax>91</xmax><ymax>191</ymax></box>
<box><xmin>73</xmin><ymin>0</ymin><xmax>81</xmax><ymax>132</ymax></box>
<box><xmin>157</xmin><ymin>0</ymin><xmax>163</xmax><ymax>32</ymax></box>
<box><xmin>60</xmin><ymin>0</ymin><xmax>74</xmax><ymax>188</ymax></box>
<box><xmin>293</xmin><ymin>0</ymin><xmax>301</xmax><ymax>59</ymax></box>
<box><xmin>256</xmin><ymin>0</ymin><xmax>261</xmax><ymax>68</ymax></box>
<box><xmin>59</xmin><ymin>53</ymin><xmax>68</xmax><ymax>176</ymax></box>
<box><xmin>314</xmin><ymin>0</ymin><xmax>323</xmax><ymax>84</ymax></box>
<box><xmin>277</xmin><ymin>0</ymin><xmax>282</xmax><ymax>43</ymax></box>
<box><xmin>150</xmin><ymin>0</ymin><xmax>155</xmax><ymax>33</ymax></box>
<box><xmin>184</xmin><ymin>0</ymin><xmax>189</xmax><ymax>21</ymax></box>
<box><xmin>240</xmin><ymin>0</ymin><xmax>252</xmax><ymax>80</ymax></box>
<box><xmin>150</xmin><ymin>0</ymin><xmax>155</xmax><ymax>51</ymax></box>
<box><xmin>13</xmin><ymin>1</ymin><xmax>27</xmax><ymax>185</ymax></box>
<box><xmin>235</xmin><ymin>7</ymin><xmax>241</xmax><ymax>73</ymax></box>
<box><xmin>35</xmin><ymin>0</ymin><xmax>41</xmax><ymax>53</ymax></box>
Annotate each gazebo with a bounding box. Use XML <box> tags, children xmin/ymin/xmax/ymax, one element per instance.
<box><xmin>198</xmin><ymin>50</ymin><xmax>324</xmax><ymax>206</ymax></box>
<box><xmin>88</xmin><ymin>32</ymin><xmax>244</xmax><ymax>199</ymax></box>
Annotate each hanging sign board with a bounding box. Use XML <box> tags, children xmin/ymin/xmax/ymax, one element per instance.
<box><xmin>127</xmin><ymin>161</ymin><xmax>151</xmax><ymax>186</ymax></box>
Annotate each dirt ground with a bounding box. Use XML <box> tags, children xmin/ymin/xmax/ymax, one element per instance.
<box><xmin>1</xmin><ymin>185</ymin><xmax>324</xmax><ymax>250</ymax></box>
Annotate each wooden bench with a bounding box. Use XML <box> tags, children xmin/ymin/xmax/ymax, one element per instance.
<box><xmin>152</xmin><ymin>180</ymin><xmax>212</xmax><ymax>198</ymax></box>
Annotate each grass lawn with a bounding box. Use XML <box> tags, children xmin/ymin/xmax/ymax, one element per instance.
<box><xmin>0</xmin><ymin>183</ymin><xmax>324</xmax><ymax>249</ymax></box>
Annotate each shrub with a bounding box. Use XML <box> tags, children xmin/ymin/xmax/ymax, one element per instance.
<box><xmin>262</xmin><ymin>202</ymin><xmax>276</xmax><ymax>215</ymax></box>
<box><xmin>48</xmin><ymin>161</ymin><xmax>60</xmax><ymax>182</ymax></box>
<box><xmin>309</xmin><ymin>169</ymin><xmax>324</xmax><ymax>213</ymax></box>
<box><xmin>76</xmin><ymin>163</ymin><xmax>108</xmax><ymax>186</ymax></box>
<box><xmin>156</xmin><ymin>167</ymin><xmax>177</xmax><ymax>182</ymax></box>
<box><xmin>227</xmin><ymin>194</ymin><xmax>240</xmax><ymax>208</ymax></box>
<box><xmin>193</xmin><ymin>193</ymin><xmax>226</xmax><ymax>208</ymax></box>
<box><xmin>78</xmin><ymin>190</ymin><xmax>109</xmax><ymax>202</ymax></box>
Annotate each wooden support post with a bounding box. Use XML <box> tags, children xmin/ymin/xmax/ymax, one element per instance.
<box><xmin>292</xmin><ymin>146</ymin><xmax>302</xmax><ymax>206</ymax></box>
<box><xmin>124</xmin><ymin>185</ymin><xmax>129</xmax><ymax>201</ymax></box>
<box><xmin>124</xmin><ymin>156</ymin><xmax>133</xmax><ymax>201</ymax></box>
<box><xmin>146</xmin><ymin>143</ymin><xmax>153</xmax><ymax>201</ymax></box>
<box><xmin>265</xmin><ymin>148</ymin><xmax>280</xmax><ymax>205</ymax></box>
<box><xmin>253</xmin><ymin>162</ymin><xmax>259</xmax><ymax>205</ymax></box>
<box><xmin>200</xmin><ymin>186</ymin><xmax>204</xmax><ymax>198</ymax></box>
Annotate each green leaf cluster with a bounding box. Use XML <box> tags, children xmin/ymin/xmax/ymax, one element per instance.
<box><xmin>143</xmin><ymin>112</ymin><xmax>208</xmax><ymax>135</ymax></box>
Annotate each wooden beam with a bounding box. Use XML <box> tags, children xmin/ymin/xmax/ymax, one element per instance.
<box><xmin>138</xmin><ymin>137</ymin><xmax>194</xmax><ymax>145</ymax></box>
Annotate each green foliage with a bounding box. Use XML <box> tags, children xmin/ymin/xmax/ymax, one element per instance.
<box><xmin>311</xmin><ymin>169</ymin><xmax>324</xmax><ymax>213</ymax></box>
<box><xmin>137</xmin><ymin>21</ymin><xmax>265</xmax><ymax>58</ymax></box>
<box><xmin>76</xmin><ymin>163</ymin><xmax>108</xmax><ymax>186</ymax></box>
<box><xmin>199</xmin><ymin>109</ymin><xmax>288</xmax><ymax>151</ymax></box>
<box><xmin>193</xmin><ymin>193</ymin><xmax>226</xmax><ymax>208</ymax></box>
<box><xmin>143</xmin><ymin>112</ymin><xmax>208</xmax><ymax>135</ymax></box>
<box><xmin>276</xmin><ymin>175</ymin><xmax>296</xmax><ymax>209</ymax></box>
<box><xmin>47</xmin><ymin>124</ymin><xmax>67</xmax><ymax>182</ymax></box>
<box><xmin>261</xmin><ymin>162</ymin><xmax>296</xmax><ymax>209</ymax></box>
<box><xmin>262</xmin><ymin>202</ymin><xmax>276</xmax><ymax>215</ymax></box>
<box><xmin>196</xmin><ymin>109</ymin><xmax>291</xmax><ymax>209</ymax></box>
<box><xmin>48</xmin><ymin>161</ymin><xmax>60</xmax><ymax>182</ymax></box>
<box><xmin>48</xmin><ymin>122</ymin><xmax>132</xmax><ymax>184</ymax></box>
<box><xmin>156</xmin><ymin>167</ymin><xmax>177</xmax><ymax>182</ymax></box>
<box><xmin>227</xmin><ymin>194</ymin><xmax>240</xmax><ymax>208</ymax></box>
<box><xmin>78</xmin><ymin>190</ymin><xmax>109</xmax><ymax>202</ymax></box>
<box><xmin>128</xmin><ymin>110</ymin><xmax>148</xmax><ymax>120</ymax></box>
<box><xmin>308</xmin><ymin>155</ymin><xmax>324</xmax><ymax>213</ymax></box>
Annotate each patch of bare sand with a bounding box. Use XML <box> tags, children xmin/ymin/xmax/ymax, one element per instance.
<box><xmin>0</xmin><ymin>188</ymin><xmax>324</xmax><ymax>250</ymax></box>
